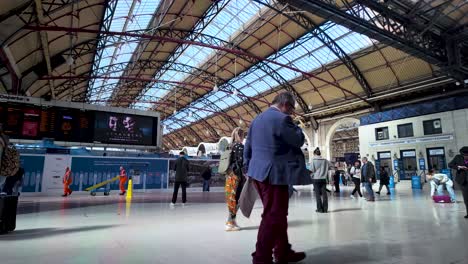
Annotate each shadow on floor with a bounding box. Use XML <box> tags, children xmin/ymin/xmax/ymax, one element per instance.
<box><xmin>242</xmin><ymin>219</ymin><xmax>313</xmax><ymax>231</ymax></box>
<box><xmin>302</xmin><ymin>243</ymin><xmax>401</xmax><ymax>264</ymax></box>
<box><xmin>330</xmin><ymin>208</ymin><xmax>362</xmax><ymax>213</ymax></box>
<box><xmin>0</xmin><ymin>225</ymin><xmax>119</xmax><ymax>241</ymax></box>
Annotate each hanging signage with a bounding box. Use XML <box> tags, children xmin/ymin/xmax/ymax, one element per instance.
<box><xmin>393</xmin><ymin>159</ymin><xmax>399</xmax><ymax>170</ymax></box>
<box><xmin>429</xmin><ymin>149</ymin><xmax>445</xmax><ymax>156</ymax></box>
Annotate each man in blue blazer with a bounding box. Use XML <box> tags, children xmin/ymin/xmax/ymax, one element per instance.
<box><xmin>244</xmin><ymin>92</ymin><xmax>311</xmax><ymax>264</ymax></box>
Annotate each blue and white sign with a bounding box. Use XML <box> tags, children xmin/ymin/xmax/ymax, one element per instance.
<box><xmin>419</xmin><ymin>158</ymin><xmax>426</xmax><ymax>170</ymax></box>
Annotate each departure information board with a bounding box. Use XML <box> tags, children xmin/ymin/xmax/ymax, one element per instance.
<box><xmin>0</xmin><ymin>103</ymin><xmax>159</xmax><ymax>146</ymax></box>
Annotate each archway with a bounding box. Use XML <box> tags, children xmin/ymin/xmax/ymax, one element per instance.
<box><xmin>324</xmin><ymin>118</ymin><xmax>360</xmax><ymax>162</ymax></box>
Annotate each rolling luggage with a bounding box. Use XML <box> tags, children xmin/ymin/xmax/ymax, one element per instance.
<box><xmin>0</xmin><ymin>195</ymin><xmax>19</xmax><ymax>234</ymax></box>
<box><xmin>433</xmin><ymin>195</ymin><xmax>451</xmax><ymax>203</ymax></box>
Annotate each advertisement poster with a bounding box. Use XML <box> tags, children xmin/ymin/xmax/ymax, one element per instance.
<box><xmin>94</xmin><ymin>112</ymin><xmax>154</xmax><ymax>145</ymax></box>
<box><xmin>42</xmin><ymin>155</ymin><xmax>72</xmax><ymax>193</ymax></box>
<box><xmin>169</xmin><ymin>159</ymin><xmax>223</xmax><ymax>188</ymax></box>
<box><xmin>71</xmin><ymin>157</ymin><xmax>169</xmax><ymax>191</ymax></box>
<box><xmin>20</xmin><ymin>155</ymin><xmax>45</xmax><ymax>192</ymax></box>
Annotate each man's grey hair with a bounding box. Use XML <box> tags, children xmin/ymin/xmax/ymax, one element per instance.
<box><xmin>362</xmin><ymin>157</ymin><xmax>368</xmax><ymax>161</ymax></box>
<box><xmin>272</xmin><ymin>92</ymin><xmax>295</xmax><ymax>107</ymax></box>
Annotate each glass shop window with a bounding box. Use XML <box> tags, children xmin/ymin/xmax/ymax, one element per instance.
<box><xmin>397</xmin><ymin>123</ymin><xmax>414</xmax><ymax>138</ymax></box>
<box><xmin>423</xmin><ymin>119</ymin><xmax>442</xmax><ymax>135</ymax></box>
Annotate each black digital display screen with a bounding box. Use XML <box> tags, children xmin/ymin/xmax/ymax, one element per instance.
<box><xmin>0</xmin><ymin>102</ymin><xmax>157</xmax><ymax>146</ymax></box>
<box><xmin>93</xmin><ymin>112</ymin><xmax>154</xmax><ymax>145</ymax></box>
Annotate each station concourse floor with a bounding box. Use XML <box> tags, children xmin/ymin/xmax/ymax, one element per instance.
<box><xmin>1</xmin><ymin>182</ymin><xmax>467</xmax><ymax>264</ymax></box>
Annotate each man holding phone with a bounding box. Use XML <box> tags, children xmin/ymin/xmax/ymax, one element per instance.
<box><xmin>449</xmin><ymin>147</ymin><xmax>468</xmax><ymax>219</ymax></box>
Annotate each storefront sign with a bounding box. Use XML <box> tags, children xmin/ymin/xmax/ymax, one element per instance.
<box><xmin>429</xmin><ymin>149</ymin><xmax>445</xmax><ymax>156</ymax></box>
<box><xmin>369</xmin><ymin>134</ymin><xmax>453</xmax><ymax>147</ymax></box>
<box><xmin>378</xmin><ymin>152</ymin><xmax>391</xmax><ymax>159</ymax></box>
<box><xmin>402</xmin><ymin>151</ymin><xmax>416</xmax><ymax>157</ymax></box>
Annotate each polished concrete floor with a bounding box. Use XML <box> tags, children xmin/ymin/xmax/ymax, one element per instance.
<box><xmin>1</xmin><ymin>182</ymin><xmax>467</xmax><ymax>264</ymax></box>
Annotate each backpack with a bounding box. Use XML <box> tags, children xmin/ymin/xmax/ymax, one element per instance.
<box><xmin>218</xmin><ymin>148</ymin><xmax>232</xmax><ymax>175</ymax></box>
<box><xmin>1</xmin><ymin>144</ymin><xmax>20</xmax><ymax>177</ymax></box>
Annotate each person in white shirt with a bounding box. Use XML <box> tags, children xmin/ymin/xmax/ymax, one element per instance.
<box><xmin>427</xmin><ymin>169</ymin><xmax>456</xmax><ymax>203</ymax></box>
<box><xmin>350</xmin><ymin>160</ymin><xmax>363</xmax><ymax>199</ymax></box>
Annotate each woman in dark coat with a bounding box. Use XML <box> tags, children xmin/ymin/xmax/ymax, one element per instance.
<box><xmin>376</xmin><ymin>167</ymin><xmax>391</xmax><ymax>195</ymax></box>
<box><xmin>448</xmin><ymin>146</ymin><xmax>468</xmax><ymax>219</ymax></box>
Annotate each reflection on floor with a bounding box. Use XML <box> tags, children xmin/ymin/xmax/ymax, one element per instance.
<box><xmin>1</xmin><ymin>182</ymin><xmax>467</xmax><ymax>264</ymax></box>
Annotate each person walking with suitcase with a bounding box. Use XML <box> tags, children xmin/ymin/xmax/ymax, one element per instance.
<box><xmin>427</xmin><ymin>169</ymin><xmax>456</xmax><ymax>203</ymax></box>
<box><xmin>171</xmin><ymin>152</ymin><xmax>189</xmax><ymax>206</ymax></box>
<box><xmin>62</xmin><ymin>167</ymin><xmax>73</xmax><ymax>197</ymax></box>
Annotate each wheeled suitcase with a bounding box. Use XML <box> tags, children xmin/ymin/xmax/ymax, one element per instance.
<box><xmin>0</xmin><ymin>195</ymin><xmax>19</xmax><ymax>234</ymax></box>
<box><xmin>433</xmin><ymin>195</ymin><xmax>451</xmax><ymax>203</ymax></box>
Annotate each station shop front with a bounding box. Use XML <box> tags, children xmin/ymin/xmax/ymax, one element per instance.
<box><xmin>359</xmin><ymin>98</ymin><xmax>468</xmax><ymax>181</ymax></box>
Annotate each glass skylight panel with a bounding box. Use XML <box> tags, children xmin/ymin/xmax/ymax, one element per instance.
<box><xmin>89</xmin><ymin>0</ymin><xmax>161</xmax><ymax>103</ymax></box>
<box><xmin>160</xmin><ymin>10</ymin><xmax>377</xmax><ymax>134</ymax></box>
<box><xmin>145</xmin><ymin>0</ymin><xmax>264</xmax><ymax>107</ymax></box>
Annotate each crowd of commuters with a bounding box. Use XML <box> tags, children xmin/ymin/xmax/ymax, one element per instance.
<box><xmin>166</xmin><ymin>92</ymin><xmax>468</xmax><ymax>264</ymax></box>
<box><xmin>2</xmin><ymin>91</ymin><xmax>468</xmax><ymax>264</ymax></box>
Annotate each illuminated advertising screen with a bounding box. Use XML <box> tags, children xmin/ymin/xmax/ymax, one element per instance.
<box><xmin>21</xmin><ymin>108</ymin><xmax>40</xmax><ymax>137</ymax></box>
<box><xmin>93</xmin><ymin>112</ymin><xmax>154</xmax><ymax>145</ymax></box>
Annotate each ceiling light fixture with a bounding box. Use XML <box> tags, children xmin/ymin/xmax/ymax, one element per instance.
<box><xmin>213</xmin><ymin>84</ymin><xmax>219</xmax><ymax>92</ymax></box>
<box><xmin>233</xmin><ymin>89</ymin><xmax>239</xmax><ymax>96</ymax></box>
<box><xmin>188</xmin><ymin>111</ymin><xmax>193</xmax><ymax>118</ymax></box>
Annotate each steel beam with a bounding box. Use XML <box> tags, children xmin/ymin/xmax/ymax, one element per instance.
<box><xmin>280</xmin><ymin>0</ymin><xmax>468</xmax><ymax>80</ymax></box>
<box><xmin>85</xmin><ymin>0</ymin><xmax>118</xmax><ymax>101</ymax></box>
<box><xmin>259</xmin><ymin>1</ymin><xmax>373</xmax><ymax>98</ymax></box>
<box><xmin>0</xmin><ymin>47</ymin><xmax>20</xmax><ymax>94</ymax></box>
<box><xmin>34</xmin><ymin>0</ymin><xmax>56</xmax><ymax>98</ymax></box>
<box><xmin>25</xmin><ymin>26</ymin><xmax>371</xmax><ymax>102</ymax></box>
